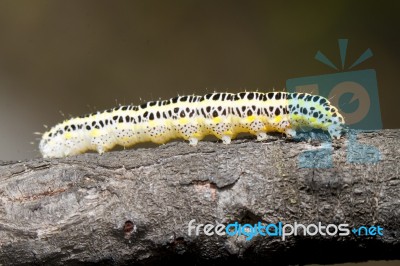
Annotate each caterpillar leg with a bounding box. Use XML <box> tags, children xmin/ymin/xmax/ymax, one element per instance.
<box><xmin>285</xmin><ymin>128</ymin><xmax>297</xmax><ymax>138</ymax></box>
<box><xmin>189</xmin><ymin>137</ymin><xmax>199</xmax><ymax>146</ymax></box>
<box><xmin>221</xmin><ymin>135</ymin><xmax>231</xmax><ymax>144</ymax></box>
<box><xmin>97</xmin><ymin>145</ymin><xmax>106</xmax><ymax>155</ymax></box>
<box><xmin>256</xmin><ymin>132</ymin><xmax>268</xmax><ymax>141</ymax></box>
<box><xmin>328</xmin><ymin>124</ymin><xmax>342</xmax><ymax>139</ymax></box>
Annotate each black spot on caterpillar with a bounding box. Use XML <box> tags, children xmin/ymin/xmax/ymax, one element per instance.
<box><xmin>39</xmin><ymin>92</ymin><xmax>345</xmax><ymax>158</ymax></box>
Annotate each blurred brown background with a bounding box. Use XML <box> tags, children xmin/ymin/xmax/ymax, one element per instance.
<box><xmin>0</xmin><ymin>0</ymin><xmax>399</xmax><ymax>161</ymax></box>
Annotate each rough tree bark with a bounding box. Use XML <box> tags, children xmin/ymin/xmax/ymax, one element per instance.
<box><xmin>0</xmin><ymin>130</ymin><xmax>399</xmax><ymax>265</ymax></box>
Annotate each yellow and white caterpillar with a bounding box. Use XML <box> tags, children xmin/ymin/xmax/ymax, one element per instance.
<box><xmin>39</xmin><ymin>92</ymin><xmax>345</xmax><ymax>158</ymax></box>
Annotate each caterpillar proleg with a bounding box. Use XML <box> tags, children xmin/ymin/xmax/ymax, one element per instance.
<box><xmin>39</xmin><ymin>92</ymin><xmax>345</xmax><ymax>158</ymax></box>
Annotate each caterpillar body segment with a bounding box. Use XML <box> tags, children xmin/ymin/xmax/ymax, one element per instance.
<box><xmin>39</xmin><ymin>92</ymin><xmax>345</xmax><ymax>158</ymax></box>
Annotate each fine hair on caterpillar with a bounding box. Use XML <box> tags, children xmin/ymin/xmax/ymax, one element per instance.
<box><xmin>39</xmin><ymin>91</ymin><xmax>345</xmax><ymax>158</ymax></box>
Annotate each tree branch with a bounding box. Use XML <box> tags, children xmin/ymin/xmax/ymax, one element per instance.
<box><xmin>0</xmin><ymin>130</ymin><xmax>399</xmax><ymax>265</ymax></box>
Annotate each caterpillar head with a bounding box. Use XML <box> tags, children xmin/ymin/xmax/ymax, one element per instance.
<box><xmin>326</xmin><ymin>105</ymin><xmax>346</xmax><ymax>139</ymax></box>
<box><xmin>288</xmin><ymin>93</ymin><xmax>346</xmax><ymax>139</ymax></box>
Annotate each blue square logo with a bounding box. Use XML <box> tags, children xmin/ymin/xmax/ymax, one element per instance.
<box><xmin>286</xmin><ymin>69</ymin><xmax>381</xmax><ymax>129</ymax></box>
<box><xmin>286</xmin><ymin>39</ymin><xmax>382</xmax><ymax>130</ymax></box>
<box><xmin>287</xmin><ymin>39</ymin><xmax>382</xmax><ymax>168</ymax></box>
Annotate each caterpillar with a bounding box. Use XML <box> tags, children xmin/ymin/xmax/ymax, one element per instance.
<box><xmin>39</xmin><ymin>92</ymin><xmax>345</xmax><ymax>158</ymax></box>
